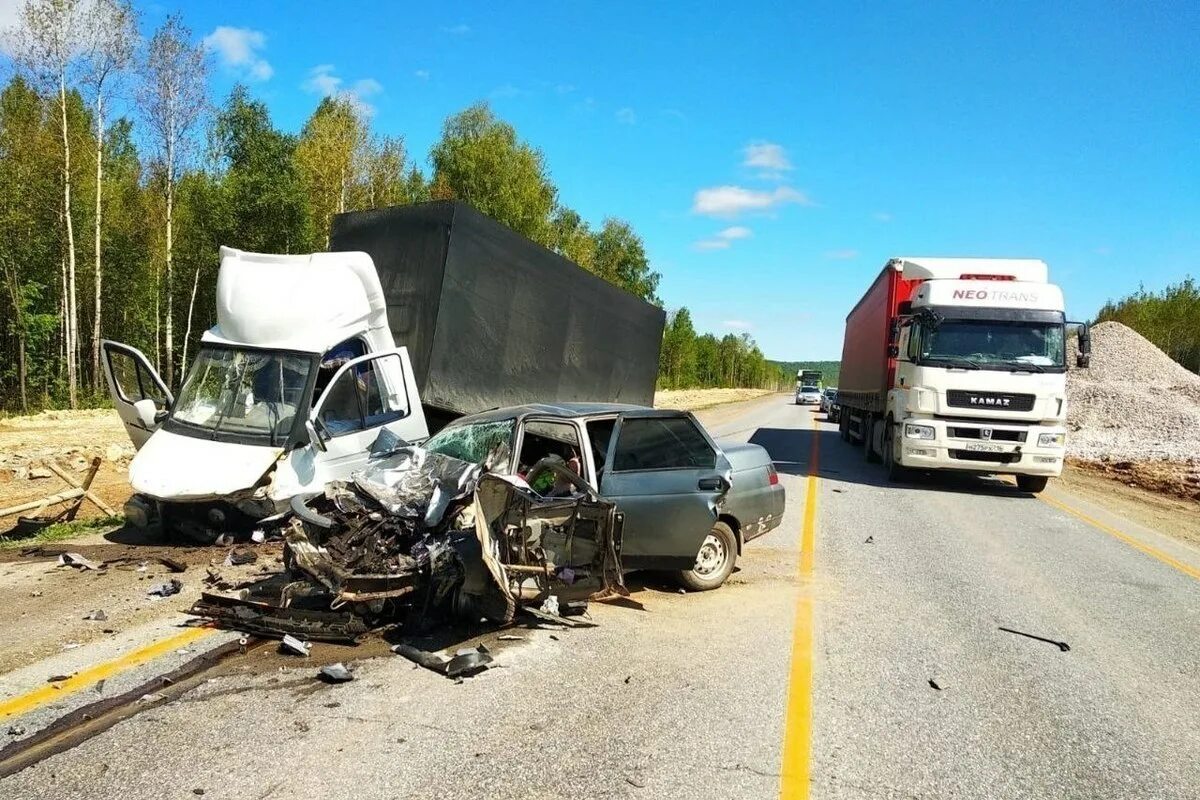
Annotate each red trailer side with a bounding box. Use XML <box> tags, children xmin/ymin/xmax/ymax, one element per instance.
<box><xmin>838</xmin><ymin>261</ymin><xmax>918</xmax><ymax>414</ymax></box>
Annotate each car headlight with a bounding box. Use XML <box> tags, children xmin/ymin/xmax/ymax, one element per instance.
<box><xmin>1038</xmin><ymin>433</ymin><xmax>1065</xmax><ymax>448</ymax></box>
<box><xmin>905</xmin><ymin>423</ymin><xmax>935</xmax><ymax>440</ymax></box>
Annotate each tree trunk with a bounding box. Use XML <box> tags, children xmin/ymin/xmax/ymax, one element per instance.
<box><xmin>182</xmin><ymin>261</ymin><xmax>201</xmax><ymax>370</ymax></box>
<box><xmin>164</xmin><ymin>147</ymin><xmax>174</xmax><ymax>388</ymax></box>
<box><xmin>92</xmin><ymin>95</ymin><xmax>104</xmax><ymax>391</ymax></box>
<box><xmin>59</xmin><ymin>71</ymin><xmax>78</xmax><ymax>409</ymax></box>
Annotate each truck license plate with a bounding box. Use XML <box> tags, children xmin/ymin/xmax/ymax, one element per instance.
<box><xmin>964</xmin><ymin>443</ymin><xmax>1005</xmax><ymax>452</ymax></box>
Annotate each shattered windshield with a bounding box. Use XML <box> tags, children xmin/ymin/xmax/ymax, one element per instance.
<box><xmin>918</xmin><ymin>319</ymin><xmax>1065</xmax><ymax>371</ymax></box>
<box><xmin>170</xmin><ymin>345</ymin><xmax>311</xmax><ymax>444</ymax></box>
<box><xmin>423</xmin><ymin>420</ymin><xmax>515</xmax><ymax>469</ymax></box>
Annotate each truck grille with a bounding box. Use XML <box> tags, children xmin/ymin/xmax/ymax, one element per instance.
<box><xmin>948</xmin><ymin>427</ymin><xmax>1027</xmax><ymax>443</ymax></box>
<box><xmin>948</xmin><ymin>449</ymin><xmax>1022</xmax><ymax>465</ymax></box>
<box><xmin>946</xmin><ymin>390</ymin><xmax>1035</xmax><ymax>412</ymax></box>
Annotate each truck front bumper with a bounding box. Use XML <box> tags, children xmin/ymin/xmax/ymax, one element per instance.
<box><xmin>896</xmin><ymin>418</ymin><xmax>1066</xmax><ymax>477</ymax></box>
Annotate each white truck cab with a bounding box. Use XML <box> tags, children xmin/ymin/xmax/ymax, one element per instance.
<box><xmin>102</xmin><ymin>247</ymin><xmax>428</xmax><ymax>539</ymax></box>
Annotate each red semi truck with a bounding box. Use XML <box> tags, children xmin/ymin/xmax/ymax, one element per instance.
<box><xmin>837</xmin><ymin>257</ymin><xmax>1091</xmax><ymax>492</ymax></box>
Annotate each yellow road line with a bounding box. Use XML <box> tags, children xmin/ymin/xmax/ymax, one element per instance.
<box><xmin>779</xmin><ymin>415</ymin><xmax>819</xmax><ymax>799</ymax></box>
<box><xmin>1041</xmin><ymin>493</ymin><xmax>1200</xmax><ymax>582</ymax></box>
<box><xmin>0</xmin><ymin>626</ymin><xmax>215</xmax><ymax>720</ymax></box>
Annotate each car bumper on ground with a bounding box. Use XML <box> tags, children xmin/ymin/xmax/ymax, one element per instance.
<box><xmin>897</xmin><ymin>419</ymin><xmax>1066</xmax><ymax>476</ymax></box>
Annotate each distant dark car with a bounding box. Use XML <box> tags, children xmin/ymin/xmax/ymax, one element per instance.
<box><xmin>422</xmin><ymin>403</ymin><xmax>786</xmax><ymax>591</ymax></box>
<box><xmin>823</xmin><ymin>388</ymin><xmax>841</xmax><ymax>422</ymax></box>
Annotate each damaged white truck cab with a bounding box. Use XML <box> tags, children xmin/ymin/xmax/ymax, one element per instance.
<box><xmin>103</xmin><ymin>246</ymin><xmax>429</xmax><ymax>539</ymax></box>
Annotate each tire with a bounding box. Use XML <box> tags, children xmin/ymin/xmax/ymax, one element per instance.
<box><xmin>863</xmin><ymin>415</ymin><xmax>880</xmax><ymax>463</ymax></box>
<box><xmin>677</xmin><ymin>521</ymin><xmax>737</xmax><ymax>591</ymax></box>
<box><xmin>1016</xmin><ymin>475</ymin><xmax>1049</xmax><ymax>494</ymax></box>
<box><xmin>882</xmin><ymin>417</ymin><xmax>909</xmax><ymax>482</ymax></box>
<box><xmin>839</xmin><ymin>412</ymin><xmax>850</xmax><ymax>442</ymax></box>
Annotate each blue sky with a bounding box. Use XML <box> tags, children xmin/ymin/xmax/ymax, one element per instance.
<box><xmin>104</xmin><ymin>2</ymin><xmax>1200</xmax><ymax>358</ymax></box>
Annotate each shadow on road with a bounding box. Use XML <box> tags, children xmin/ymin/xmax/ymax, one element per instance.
<box><xmin>748</xmin><ymin>408</ymin><xmax>1037</xmax><ymax>498</ymax></box>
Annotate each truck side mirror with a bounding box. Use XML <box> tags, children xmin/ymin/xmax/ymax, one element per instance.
<box><xmin>305</xmin><ymin>418</ymin><xmax>329</xmax><ymax>452</ymax></box>
<box><xmin>133</xmin><ymin>398</ymin><xmax>159</xmax><ymax>428</ymax></box>
<box><xmin>1069</xmin><ymin>321</ymin><xmax>1091</xmax><ymax>368</ymax></box>
<box><xmin>887</xmin><ymin>344</ymin><xmax>900</xmax><ymax>358</ymax></box>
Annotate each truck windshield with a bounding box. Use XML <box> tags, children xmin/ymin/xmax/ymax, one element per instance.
<box><xmin>423</xmin><ymin>419</ymin><xmax>515</xmax><ymax>468</ymax></box>
<box><xmin>169</xmin><ymin>345</ymin><xmax>312</xmax><ymax>445</ymax></box>
<box><xmin>918</xmin><ymin>319</ymin><xmax>1065</xmax><ymax>371</ymax></box>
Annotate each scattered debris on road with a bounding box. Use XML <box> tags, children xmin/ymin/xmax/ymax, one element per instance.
<box><xmin>147</xmin><ymin>578</ymin><xmax>182</xmax><ymax>597</ymax></box>
<box><xmin>928</xmin><ymin>679</ymin><xmax>943</xmax><ymax>691</ymax></box>
<box><xmin>82</xmin><ymin>609</ymin><xmax>108</xmax><ymax>621</ymax></box>
<box><xmin>47</xmin><ymin>673</ymin><xmax>73</xmax><ymax>683</ymax></box>
<box><xmin>225</xmin><ymin>548</ymin><xmax>257</xmax><ymax>566</ymax></box>
<box><xmin>56</xmin><ymin>552</ymin><xmax>99</xmax><ymax>571</ymax></box>
<box><xmin>864</xmin><ymin>536</ymin><xmax>874</xmax><ymax>544</ymax></box>
<box><xmin>6</xmin><ymin>725</ymin><xmax>25</xmax><ymax>736</ymax></box>
<box><xmin>392</xmin><ymin>643</ymin><xmax>494</xmax><ymax>679</ymax></box>
<box><xmin>318</xmin><ymin>663</ymin><xmax>354</xmax><ymax>683</ymax></box>
<box><xmin>280</xmin><ymin>635</ymin><xmax>311</xmax><ymax>657</ymax></box>
<box><xmin>998</xmin><ymin>626</ymin><xmax>1071</xmax><ymax>652</ymax></box>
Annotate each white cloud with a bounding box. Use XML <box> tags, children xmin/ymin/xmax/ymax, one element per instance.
<box><xmin>693</xmin><ymin>226</ymin><xmax>753</xmax><ymax>251</ymax></box>
<box><xmin>442</xmin><ymin>23</ymin><xmax>471</xmax><ymax>35</ymax></box>
<box><xmin>203</xmin><ymin>26</ymin><xmax>273</xmax><ymax>81</ymax></box>
<box><xmin>303</xmin><ymin>65</ymin><xmax>382</xmax><ymax>117</ymax></box>
<box><xmin>824</xmin><ymin>249</ymin><xmax>859</xmax><ymax>260</ymax></box>
<box><xmin>743</xmin><ymin>141</ymin><xmax>791</xmax><ymax>178</ymax></box>
<box><xmin>692</xmin><ymin>185</ymin><xmax>811</xmax><ymax>217</ymax></box>
<box><xmin>414</xmin><ymin>69</ymin><xmax>430</xmax><ymax>80</ymax></box>
<box><xmin>723</xmin><ymin>320</ymin><xmax>753</xmax><ymax>330</ymax></box>
<box><xmin>873</xmin><ymin>211</ymin><xmax>893</xmax><ymax>223</ymax></box>
<box><xmin>615</xmin><ymin>107</ymin><xmax>636</xmax><ymax>125</ymax></box>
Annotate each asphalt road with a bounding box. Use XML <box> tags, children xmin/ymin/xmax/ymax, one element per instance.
<box><xmin>2</xmin><ymin>395</ymin><xmax>1199</xmax><ymax>799</ymax></box>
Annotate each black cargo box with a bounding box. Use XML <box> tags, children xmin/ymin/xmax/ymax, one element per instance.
<box><xmin>329</xmin><ymin>201</ymin><xmax>665</xmax><ymax>424</ymax></box>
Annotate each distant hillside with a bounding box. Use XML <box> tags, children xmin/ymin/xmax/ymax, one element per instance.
<box><xmin>769</xmin><ymin>360</ymin><xmax>841</xmax><ymax>386</ymax></box>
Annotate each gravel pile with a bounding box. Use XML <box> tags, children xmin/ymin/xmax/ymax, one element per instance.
<box><xmin>1067</xmin><ymin>321</ymin><xmax>1200</xmax><ymax>461</ymax></box>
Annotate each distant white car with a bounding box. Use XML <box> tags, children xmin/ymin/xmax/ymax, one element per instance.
<box><xmin>795</xmin><ymin>386</ymin><xmax>822</xmax><ymax>406</ymax></box>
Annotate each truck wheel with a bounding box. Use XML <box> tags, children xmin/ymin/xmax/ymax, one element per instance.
<box><xmin>863</xmin><ymin>416</ymin><xmax>880</xmax><ymax>463</ymax></box>
<box><xmin>839</xmin><ymin>413</ymin><xmax>850</xmax><ymax>442</ymax></box>
<box><xmin>882</xmin><ymin>418</ymin><xmax>908</xmax><ymax>482</ymax></box>
<box><xmin>677</xmin><ymin>521</ymin><xmax>737</xmax><ymax>591</ymax></box>
<box><xmin>1016</xmin><ymin>475</ymin><xmax>1049</xmax><ymax>494</ymax></box>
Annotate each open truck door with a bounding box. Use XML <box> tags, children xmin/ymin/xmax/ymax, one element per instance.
<box><xmin>101</xmin><ymin>340</ymin><xmax>173</xmax><ymax>450</ymax></box>
<box><xmin>599</xmin><ymin>410</ymin><xmax>732</xmax><ymax>571</ymax></box>
<box><xmin>299</xmin><ymin>348</ymin><xmax>429</xmax><ymax>490</ymax></box>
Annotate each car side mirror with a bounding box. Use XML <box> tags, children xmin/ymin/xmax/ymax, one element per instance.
<box><xmin>133</xmin><ymin>398</ymin><xmax>159</xmax><ymax>428</ymax></box>
<box><xmin>305</xmin><ymin>418</ymin><xmax>329</xmax><ymax>452</ymax></box>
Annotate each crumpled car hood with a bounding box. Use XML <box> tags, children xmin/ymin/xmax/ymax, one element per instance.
<box><xmin>130</xmin><ymin>428</ymin><xmax>282</xmax><ymax>501</ymax></box>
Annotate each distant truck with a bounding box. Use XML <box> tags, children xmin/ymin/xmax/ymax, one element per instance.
<box><xmin>101</xmin><ymin>201</ymin><xmax>666</xmax><ymax>540</ymax></box>
<box><xmin>797</xmin><ymin>369</ymin><xmax>822</xmax><ymax>389</ymax></box>
<box><xmin>837</xmin><ymin>257</ymin><xmax>1090</xmax><ymax>493</ymax></box>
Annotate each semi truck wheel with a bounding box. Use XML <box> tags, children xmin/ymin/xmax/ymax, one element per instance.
<box><xmin>839</xmin><ymin>413</ymin><xmax>850</xmax><ymax>442</ymax></box>
<box><xmin>882</xmin><ymin>417</ymin><xmax>908</xmax><ymax>482</ymax></box>
<box><xmin>863</xmin><ymin>415</ymin><xmax>880</xmax><ymax>463</ymax></box>
<box><xmin>1016</xmin><ymin>475</ymin><xmax>1049</xmax><ymax>494</ymax></box>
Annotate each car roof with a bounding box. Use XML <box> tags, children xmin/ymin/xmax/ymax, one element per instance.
<box><xmin>446</xmin><ymin>402</ymin><xmax>652</xmax><ymax>426</ymax></box>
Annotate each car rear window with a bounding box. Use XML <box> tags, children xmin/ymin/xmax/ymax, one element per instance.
<box><xmin>612</xmin><ymin>416</ymin><xmax>715</xmax><ymax>471</ymax></box>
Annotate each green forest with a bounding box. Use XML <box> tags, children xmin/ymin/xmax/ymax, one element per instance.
<box><xmin>1095</xmin><ymin>278</ymin><xmax>1200</xmax><ymax>374</ymax></box>
<box><xmin>0</xmin><ymin>3</ymin><xmax>790</xmax><ymax>414</ymax></box>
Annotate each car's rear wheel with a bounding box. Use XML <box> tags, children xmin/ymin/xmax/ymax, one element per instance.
<box><xmin>677</xmin><ymin>521</ymin><xmax>737</xmax><ymax>591</ymax></box>
<box><xmin>1016</xmin><ymin>475</ymin><xmax>1049</xmax><ymax>494</ymax></box>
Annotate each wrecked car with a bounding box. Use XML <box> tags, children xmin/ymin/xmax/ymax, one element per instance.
<box><xmin>419</xmin><ymin>403</ymin><xmax>785</xmax><ymax>590</ymax></box>
<box><xmin>101</xmin><ymin>202</ymin><xmax>665</xmax><ymax>542</ymax></box>
<box><xmin>193</xmin><ymin>442</ymin><xmax>624</xmax><ymax>640</ymax></box>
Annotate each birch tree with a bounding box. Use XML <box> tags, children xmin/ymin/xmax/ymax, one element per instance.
<box><xmin>295</xmin><ymin>96</ymin><xmax>366</xmax><ymax>244</ymax></box>
<box><xmin>9</xmin><ymin>0</ymin><xmax>89</xmax><ymax>408</ymax></box>
<box><xmin>81</xmin><ymin>0</ymin><xmax>136</xmax><ymax>390</ymax></box>
<box><xmin>138</xmin><ymin>14</ymin><xmax>207</xmax><ymax>386</ymax></box>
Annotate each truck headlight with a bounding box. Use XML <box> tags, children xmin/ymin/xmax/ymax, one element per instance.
<box><xmin>1038</xmin><ymin>433</ymin><xmax>1065</xmax><ymax>448</ymax></box>
<box><xmin>905</xmin><ymin>423</ymin><xmax>935</xmax><ymax>440</ymax></box>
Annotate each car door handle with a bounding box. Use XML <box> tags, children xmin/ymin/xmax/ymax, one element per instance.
<box><xmin>698</xmin><ymin>477</ymin><xmax>724</xmax><ymax>491</ymax></box>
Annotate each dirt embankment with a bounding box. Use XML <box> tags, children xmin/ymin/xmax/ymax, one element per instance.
<box><xmin>654</xmin><ymin>388</ymin><xmax>778</xmax><ymax>411</ymax></box>
<box><xmin>1066</xmin><ymin>322</ymin><xmax>1200</xmax><ymax>504</ymax></box>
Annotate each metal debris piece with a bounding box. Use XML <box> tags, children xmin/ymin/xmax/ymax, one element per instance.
<box><xmin>560</xmin><ymin>600</ymin><xmax>589</xmax><ymax>617</ymax></box>
<box><xmin>318</xmin><ymin>663</ymin><xmax>354</xmax><ymax>683</ymax></box>
<box><xmin>522</xmin><ymin>605</ymin><xmax>598</xmax><ymax>629</ymax></box>
<box><xmin>864</xmin><ymin>536</ymin><xmax>874</xmax><ymax>544</ymax></box>
<box><xmin>214</xmin><ymin>533</ymin><xmax>234</xmax><ymax>547</ymax></box>
<box><xmin>539</xmin><ymin>595</ymin><xmax>560</xmax><ymax>616</ymax></box>
<box><xmin>190</xmin><ymin>592</ymin><xmax>369</xmax><ymax>643</ymax></box>
<box><xmin>57</xmin><ymin>552</ymin><xmax>99</xmax><ymax>571</ymax></box>
<box><xmin>83</xmin><ymin>609</ymin><xmax>108</xmax><ymax>621</ymax></box>
<box><xmin>47</xmin><ymin>674</ymin><xmax>73</xmax><ymax>683</ymax></box>
<box><xmin>998</xmin><ymin>626</ymin><xmax>1071</xmax><ymax>652</ymax></box>
<box><xmin>251</xmin><ymin>529</ymin><xmax>266</xmax><ymax>543</ymax></box>
<box><xmin>226</xmin><ymin>548</ymin><xmax>257</xmax><ymax>566</ymax></box>
<box><xmin>928</xmin><ymin>679</ymin><xmax>943</xmax><ymax>691</ymax></box>
<box><xmin>157</xmin><ymin>556</ymin><xmax>187</xmax><ymax>573</ymax></box>
<box><xmin>147</xmin><ymin>578</ymin><xmax>183</xmax><ymax>597</ymax></box>
<box><xmin>138</xmin><ymin>693</ymin><xmax>163</xmax><ymax>703</ymax></box>
<box><xmin>392</xmin><ymin>643</ymin><xmax>493</xmax><ymax>679</ymax></box>
<box><xmin>497</xmin><ymin>634</ymin><xmax>524</xmax><ymax>641</ymax></box>
<box><xmin>7</xmin><ymin>724</ymin><xmax>26</xmax><ymax>736</ymax></box>
<box><xmin>280</xmin><ymin>635</ymin><xmax>312</xmax><ymax>657</ymax></box>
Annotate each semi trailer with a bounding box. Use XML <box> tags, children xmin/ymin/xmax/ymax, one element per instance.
<box><xmin>837</xmin><ymin>257</ymin><xmax>1090</xmax><ymax>493</ymax></box>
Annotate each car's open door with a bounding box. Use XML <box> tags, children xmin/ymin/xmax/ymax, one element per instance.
<box><xmin>101</xmin><ymin>340</ymin><xmax>173</xmax><ymax>450</ymax></box>
<box><xmin>598</xmin><ymin>410</ymin><xmax>732</xmax><ymax>570</ymax></box>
